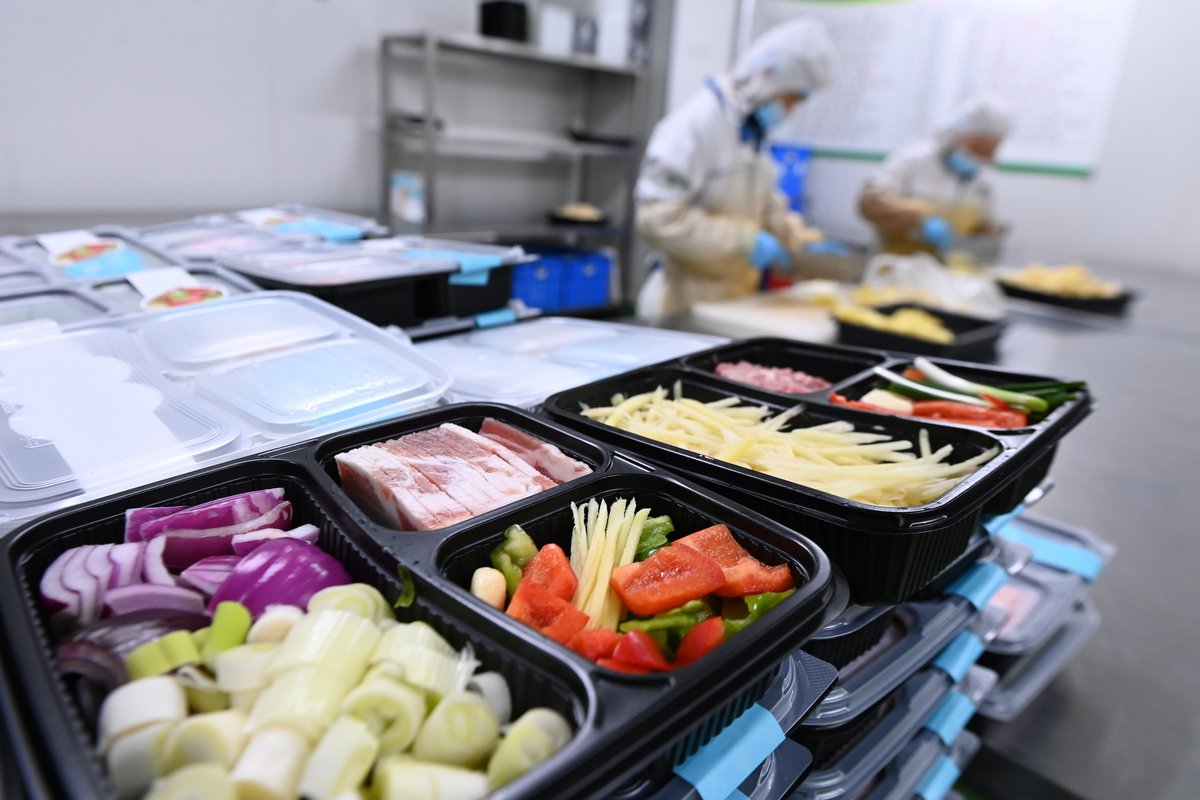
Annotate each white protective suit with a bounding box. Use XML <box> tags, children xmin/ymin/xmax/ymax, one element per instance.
<box><xmin>635</xmin><ymin>18</ymin><xmax>836</xmax><ymax>320</ymax></box>
<box><xmin>859</xmin><ymin>97</ymin><xmax>1014</xmax><ymax>254</ymax></box>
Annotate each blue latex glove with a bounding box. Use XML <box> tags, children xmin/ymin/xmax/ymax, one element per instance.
<box><xmin>806</xmin><ymin>240</ymin><xmax>850</xmax><ymax>256</ymax></box>
<box><xmin>749</xmin><ymin>231</ymin><xmax>791</xmax><ymax>271</ymax></box>
<box><xmin>921</xmin><ymin>216</ymin><xmax>952</xmax><ymax>252</ymax></box>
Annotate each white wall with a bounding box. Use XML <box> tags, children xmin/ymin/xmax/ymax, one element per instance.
<box><xmin>0</xmin><ymin>0</ymin><xmax>478</xmax><ymax>225</ymax></box>
<box><xmin>666</xmin><ymin>0</ymin><xmax>1200</xmax><ymax>277</ymax></box>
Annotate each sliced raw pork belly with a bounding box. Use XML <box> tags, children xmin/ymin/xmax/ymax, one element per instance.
<box><xmin>479</xmin><ymin>418</ymin><xmax>592</xmax><ymax>483</ymax></box>
<box><xmin>334</xmin><ymin>445</ymin><xmax>474</xmax><ymax>530</ymax></box>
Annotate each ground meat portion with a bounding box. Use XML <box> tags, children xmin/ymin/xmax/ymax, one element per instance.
<box><xmin>714</xmin><ymin>360</ymin><xmax>832</xmax><ymax>394</ymax></box>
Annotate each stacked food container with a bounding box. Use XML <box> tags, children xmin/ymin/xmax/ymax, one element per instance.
<box><xmin>0</xmin><ymin>214</ymin><xmax>1109</xmax><ymax>799</ymax></box>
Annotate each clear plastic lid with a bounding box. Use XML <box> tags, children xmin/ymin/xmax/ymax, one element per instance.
<box><xmin>220</xmin><ymin>247</ymin><xmax>455</xmax><ymax>286</ymax></box>
<box><xmin>463</xmin><ymin>317</ymin><xmax>618</xmax><ymax>354</ymax></box>
<box><xmin>0</xmin><ymin>272</ymin><xmax>50</xmax><ymax>292</ymax></box>
<box><xmin>0</xmin><ymin>292</ymin><xmax>109</xmax><ymax>326</ymax></box>
<box><xmin>986</xmin><ymin>561</ymin><xmax>1085</xmax><ymax>655</ymax></box>
<box><xmin>793</xmin><ymin>666</ymin><xmax>994</xmax><ymax>800</ymax></box>
<box><xmin>860</xmin><ymin>725</ymin><xmax>981</xmax><ymax>800</ymax></box>
<box><xmin>16</xmin><ymin>228</ymin><xmax>178</xmax><ymax>271</ymax></box>
<box><xmin>145</xmin><ymin>226</ymin><xmax>293</xmax><ymax>260</ymax></box>
<box><xmin>197</xmin><ymin>338</ymin><xmax>437</xmax><ymax>429</ymax></box>
<box><xmin>90</xmin><ymin>268</ymin><xmax>256</xmax><ymax>315</ymax></box>
<box><xmin>804</xmin><ymin>593</ymin><xmax>1003</xmax><ymax>729</ymax></box>
<box><xmin>144</xmin><ymin>295</ymin><xmax>341</xmax><ymax>366</ymax></box>
<box><xmin>0</xmin><ymin>327</ymin><xmax>241</xmax><ymax>510</ymax></box>
<box><xmin>417</xmin><ymin>339</ymin><xmax>611</xmax><ymax>409</ymax></box>
<box><xmin>547</xmin><ymin>326</ymin><xmax>728</xmax><ymax>368</ymax></box>
<box><xmin>993</xmin><ymin>513</ymin><xmax>1116</xmax><ymax>582</ymax></box>
<box><xmin>977</xmin><ymin>596</ymin><xmax>1100</xmax><ymax>723</ymax></box>
<box><xmin>363</xmin><ymin>236</ymin><xmax>526</xmax><ymax>264</ymax></box>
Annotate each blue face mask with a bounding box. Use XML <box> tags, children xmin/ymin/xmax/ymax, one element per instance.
<box><xmin>946</xmin><ymin>149</ymin><xmax>983</xmax><ymax>180</ymax></box>
<box><xmin>752</xmin><ymin>100</ymin><xmax>787</xmax><ymax>132</ymax></box>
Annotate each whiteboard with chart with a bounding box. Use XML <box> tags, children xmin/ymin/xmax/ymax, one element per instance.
<box><xmin>762</xmin><ymin>0</ymin><xmax>1137</xmax><ymax>176</ymax></box>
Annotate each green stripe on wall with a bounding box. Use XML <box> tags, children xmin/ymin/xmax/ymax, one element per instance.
<box><xmin>809</xmin><ymin>148</ymin><xmax>1092</xmax><ymax>177</ymax></box>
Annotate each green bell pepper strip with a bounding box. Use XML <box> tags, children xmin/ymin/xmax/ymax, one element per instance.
<box><xmin>490</xmin><ymin>525</ymin><xmax>539</xmax><ymax>597</ymax></box>
<box><xmin>723</xmin><ymin>589</ymin><xmax>795</xmax><ymax>638</ymax></box>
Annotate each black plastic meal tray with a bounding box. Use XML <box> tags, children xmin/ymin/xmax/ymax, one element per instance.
<box><xmin>237</xmin><ymin>271</ymin><xmax>425</xmax><ymax>327</ymax></box>
<box><xmin>803</xmin><ymin>607</ymin><xmax>896</xmax><ymax>671</ymax></box>
<box><xmin>999</xmin><ymin>281</ymin><xmax>1136</xmax><ymax>317</ymax></box>
<box><xmin>0</xmin><ymin>403</ymin><xmax>835</xmax><ymax>800</ymax></box>
<box><xmin>836</xmin><ymin>303</ymin><xmax>1006</xmax><ymax>363</ymax></box>
<box><xmin>424</xmin><ymin>264</ymin><xmax>516</xmax><ymax>318</ymax></box>
<box><xmin>684</xmin><ymin>343</ymin><xmax>1093</xmax><ymax>520</ymax></box>
<box><xmin>542</xmin><ymin>366</ymin><xmax>1054</xmax><ymax>604</ymax></box>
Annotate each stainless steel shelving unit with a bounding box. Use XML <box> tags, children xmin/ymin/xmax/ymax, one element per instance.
<box><xmin>379</xmin><ymin>31</ymin><xmax>647</xmax><ymax>305</ymax></box>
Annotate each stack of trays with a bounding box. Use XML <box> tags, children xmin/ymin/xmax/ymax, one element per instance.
<box><xmin>544</xmin><ymin>338</ymin><xmax>1093</xmax><ymax>604</ymax></box>
<box><xmin>976</xmin><ymin>513</ymin><xmax>1115</xmax><ymax>722</ymax></box>
<box><xmin>0</xmin><ymin>405</ymin><xmax>839</xmax><ymax>798</ymax></box>
<box><xmin>418</xmin><ymin>317</ymin><xmax>727</xmax><ymax>409</ymax></box>
<box><xmin>1</xmin><ymin>227</ymin><xmax>182</xmax><ymax>277</ymax></box>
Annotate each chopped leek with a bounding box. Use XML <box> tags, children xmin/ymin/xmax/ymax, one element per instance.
<box><xmin>201</xmin><ymin>602</ymin><xmax>252</xmax><ymax>670</ymax></box>
<box><xmin>373</xmin><ymin>758</ymin><xmax>489</xmax><ymax>800</ymax></box>
<box><xmin>98</xmin><ymin>676</ymin><xmax>188</xmax><ymax>755</ymax></box>
<box><xmin>105</xmin><ymin>720</ymin><xmax>173</xmax><ymax>800</ymax></box>
<box><xmin>298</xmin><ymin>715</ymin><xmax>381</xmax><ymax>800</ymax></box>
<box><xmin>873</xmin><ymin>367</ymin><xmax>991</xmax><ymax>407</ymax></box>
<box><xmin>145</xmin><ymin>762</ymin><xmax>235</xmax><ymax>800</ymax></box>
<box><xmin>467</xmin><ymin>672</ymin><xmax>512</xmax><ymax>726</ymax></box>
<box><xmin>913</xmin><ymin>357</ymin><xmax>1048</xmax><ymax>412</ymax></box>
<box><xmin>268</xmin><ymin>609</ymin><xmax>380</xmax><ymax>685</ymax></box>
<box><xmin>340</xmin><ymin>677</ymin><xmax>427</xmax><ymax>755</ymax></box>
<box><xmin>246</xmin><ymin>665</ymin><xmax>357</xmax><ymax>742</ymax></box>
<box><xmin>486</xmin><ymin>708</ymin><xmax>571</xmax><ymax>789</ymax></box>
<box><xmin>214</xmin><ymin>643</ymin><xmax>278</xmax><ymax>693</ymax></box>
<box><xmin>411</xmin><ymin>691</ymin><xmax>500</xmax><ymax>768</ymax></box>
<box><xmin>246</xmin><ymin>605</ymin><xmax>305</xmax><ymax>644</ymax></box>
<box><xmin>231</xmin><ymin>727</ymin><xmax>311</xmax><ymax>800</ymax></box>
<box><xmin>308</xmin><ymin>583</ymin><xmax>389</xmax><ymax>622</ymax></box>
<box><xmin>160</xmin><ymin>709</ymin><xmax>248</xmax><ymax>773</ymax></box>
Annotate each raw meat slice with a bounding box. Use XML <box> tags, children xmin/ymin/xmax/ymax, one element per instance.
<box><xmin>382</xmin><ymin>435</ymin><xmax>507</xmax><ymax>512</ymax></box>
<box><xmin>439</xmin><ymin>423</ymin><xmax>557</xmax><ymax>491</ymax></box>
<box><xmin>410</xmin><ymin>427</ymin><xmax>543</xmax><ymax>498</ymax></box>
<box><xmin>335</xmin><ymin>446</ymin><xmax>472</xmax><ymax>530</ymax></box>
<box><xmin>479</xmin><ymin>418</ymin><xmax>592</xmax><ymax>484</ymax></box>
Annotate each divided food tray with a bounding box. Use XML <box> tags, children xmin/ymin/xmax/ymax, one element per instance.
<box><xmin>0</xmin><ymin>291</ymin><xmax>451</xmax><ymax>530</ymax></box>
<box><xmin>835</xmin><ymin>303</ymin><xmax>1006</xmax><ymax>363</ymax></box>
<box><xmin>419</xmin><ymin>317</ymin><xmax>726</xmax><ymax>409</ymax></box>
<box><xmin>0</xmin><ymin>286</ymin><xmax>111</xmax><ymax>326</ymax></box>
<box><xmin>998</xmin><ymin>280</ymin><xmax>1136</xmax><ymax>316</ymax></box>
<box><xmin>982</xmin><ymin>561</ymin><xmax>1086</xmax><ymax>659</ymax></box>
<box><xmin>138</xmin><ymin>218</ymin><xmax>308</xmax><ymax>262</ymax></box>
<box><xmin>977</xmin><ymin>595</ymin><xmax>1100</xmax><ymax>723</ymax></box>
<box><xmin>543</xmin><ymin>361</ymin><xmax>1081</xmax><ymax>603</ymax></box>
<box><xmin>0</xmin><ymin>403</ymin><xmax>837</xmax><ymax>799</ymax></box>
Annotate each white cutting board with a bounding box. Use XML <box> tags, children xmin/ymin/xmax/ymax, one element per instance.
<box><xmin>689</xmin><ymin>287</ymin><xmax>837</xmax><ymax>343</ymax></box>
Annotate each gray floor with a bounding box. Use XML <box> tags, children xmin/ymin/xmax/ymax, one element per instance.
<box><xmin>965</xmin><ymin>271</ymin><xmax>1200</xmax><ymax>800</ymax></box>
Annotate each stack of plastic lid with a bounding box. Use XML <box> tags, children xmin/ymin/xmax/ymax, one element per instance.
<box><xmin>1</xmin><ymin>227</ymin><xmax>181</xmax><ymax>280</ymax></box>
<box><xmin>418</xmin><ymin>317</ymin><xmax>728</xmax><ymax>409</ymax></box>
<box><xmin>138</xmin><ymin>217</ymin><xmax>308</xmax><ymax>262</ymax></box>
<box><xmin>976</xmin><ymin>511</ymin><xmax>1115</xmax><ymax>722</ymax></box>
<box><xmin>228</xmin><ymin>203</ymin><xmax>389</xmax><ymax>241</ymax></box>
<box><xmin>0</xmin><ymin>291</ymin><xmax>450</xmax><ymax>532</ymax></box>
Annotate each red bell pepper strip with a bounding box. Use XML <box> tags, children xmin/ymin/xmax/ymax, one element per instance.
<box><xmin>673</xmin><ymin>617</ymin><xmax>725</xmax><ymax>667</ymax></box>
<box><xmin>911</xmin><ymin>401</ymin><xmax>1027</xmax><ymax>429</ymax></box>
<box><xmin>567</xmin><ymin>628</ymin><xmax>622</xmax><ymax>662</ymax></box>
<box><xmin>610</xmin><ymin>544</ymin><xmax>725</xmax><ymax>617</ymax></box>
<box><xmin>506</xmin><ymin>581</ymin><xmax>589</xmax><ymax>645</ymax></box>
<box><xmin>596</xmin><ymin>657</ymin><xmax>651</xmax><ymax>675</ymax></box>
<box><xmin>675</xmin><ymin>525</ymin><xmax>794</xmax><ymax>597</ymax></box>
<box><xmin>610</xmin><ymin>630</ymin><xmax>672</xmax><ymax>671</ymax></box>
<box><xmin>521</xmin><ymin>543</ymin><xmax>578</xmax><ymax>602</ymax></box>
<box><xmin>830</xmin><ymin>392</ymin><xmax>899</xmax><ymax>414</ymax></box>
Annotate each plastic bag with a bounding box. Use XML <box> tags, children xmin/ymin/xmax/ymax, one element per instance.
<box><xmin>857</xmin><ymin>253</ymin><xmax>1006</xmax><ymax>319</ymax></box>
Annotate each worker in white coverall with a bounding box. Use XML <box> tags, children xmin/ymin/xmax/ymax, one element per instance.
<box><xmin>858</xmin><ymin>97</ymin><xmax>1014</xmax><ymax>258</ymax></box>
<box><xmin>635</xmin><ymin>18</ymin><xmax>843</xmax><ymax>321</ymax></box>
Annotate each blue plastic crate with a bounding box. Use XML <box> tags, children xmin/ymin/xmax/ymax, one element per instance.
<box><xmin>512</xmin><ymin>258</ymin><xmax>565</xmax><ymax>312</ymax></box>
<box><xmin>560</xmin><ymin>251</ymin><xmax>612</xmax><ymax>310</ymax></box>
<box><xmin>771</xmin><ymin>143</ymin><xmax>812</xmax><ymax>214</ymax></box>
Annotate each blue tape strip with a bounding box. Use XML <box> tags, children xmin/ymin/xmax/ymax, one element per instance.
<box><xmin>63</xmin><ymin>250</ymin><xmax>145</xmax><ymax>279</ymax></box>
<box><xmin>273</xmin><ymin>218</ymin><xmax>363</xmax><ymax>242</ymax></box>
<box><xmin>674</xmin><ymin>705</ymin><xmax>785</xmax><ymax>800</ymax></box>
<box><xmin>449</xmin><ymin>269</ymin><xmax>492</xmax><ymax>286</ymax></box>
<box><xmin>405</xmin><ymin>249</ymin><xmax>504</xmax><ymax>272</ymax></box>
<box><xmin>945</xmin><ymin>562</ymin><xmax>1007</xmax><ymax>610</ymax></box>
<box><xmin>916</xmin><ymin>756</ymin><xmax>961</xmax><ymax>800</ymax></box>
<box><xmin>983</xmin><ymin>502</ymin><xmax>1026</xmax><ymax>535</ymax></box>
<box><xmin>474</xmin><ymin>307</ymin><xmax>518</xmax><ymax>328</ymax></box>
<box><xmin>724</xmin><ymin>793</ymin><xmax>750</xmax><ymax>800</ymax></box>
<box><xmin>999</xmin><ymin>523</ymin><xmax>1106</xmax><ymax>582</ymax></box>
<box><xmin>923</xmin><ymin>690</ymin><xmax>975</xmax><ymax>746</ymax></box>
<box><xmin>932</xmin><ymin>631</ymin><xmax>984</xmax><ymax>683</ymax></box>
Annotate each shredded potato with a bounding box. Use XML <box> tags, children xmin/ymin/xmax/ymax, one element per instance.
<box><xmin>582</xmin><ymin>386</ymin><xmax>997</xmax><ymax>507</ymax></box>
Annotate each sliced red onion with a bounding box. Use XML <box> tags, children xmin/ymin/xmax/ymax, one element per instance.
<box><xmin>158</xmin><ymin>501</ymin><xmax>294</xmax><ymax>569</ymax></box>
<box><xmin>107</xmin><ymin>543</ymin><xmax>143</xmax><ymax>589</ymax></box>
<box><xmin>40</xmin><ymin>548</ymin><xmax>82</xmax><ymax>614</ymax></box>
<box><xmin>124</xmin><ymin>505</ymin><xmax>187</xmax><ymax>542</ymax></box>
<box><xmin>141</xmin><ymin>538</ymin><xmax>176</xmax><ymax>587</ymax></box>
<box><xmin>56</xmin><ymin>640</ymin><xmax>127</xmax><ymax>694</ymax></box>
<box><xmin>61</xmin><ymin>547</ymin><xmax>101</xmax><ymax>624</ymax></box>
<box><xmin>179</xmin><ymin>555</ymin><xmax>241</xmax><ymax>595</ymax></box>
<box><xmin>105</xmin><ymin>584</ymin><xmax>205</xmax><ymax>617</ymax></box>
<box><xmin>229</xmin><ymin>522</ymin><xmax>317</xmax><ymax>556</ymax></box>
<box><xmin>138</xmin><ymin>489</ymin><xmax>287</xmax><ymax>541</ymax></box>
<box><xmin>64</xmin><ymin>610</ymin><xmax>209</xmax><ymax>659</ymax></box>
<box><xmin>209</xmin><ymin>539</ymin><xmax>350</xmax><ymax>618</ymax></box>
<box><xmin>83</xmin><ymin>545</ymin><xmax>115</xmax><ymax>609</ymax></box>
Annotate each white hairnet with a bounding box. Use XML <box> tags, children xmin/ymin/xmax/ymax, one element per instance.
<box><xmin>730</xmin><ymin>18</ymin><xmax>837</xmax><ymax>110</ymax></box>
<box><xmin>937</xmin><ymin>96</ymin><xmax>1014</xmax><ymax>146</ymax></box>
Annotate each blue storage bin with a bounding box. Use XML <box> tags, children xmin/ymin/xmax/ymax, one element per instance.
<box><xmin>771</xmin><ymin>143</ymin><xmax>812</xmax><ymax>214</ymax></box>
<box><xmin>560</xmin><ymin>251</ymin><xmax>612</xmax><ymax>310</ymax></box>
<box><xmin>512</xmin><ymin>257</ymin><xmax>565</xmax><ymax>312</ymax></box>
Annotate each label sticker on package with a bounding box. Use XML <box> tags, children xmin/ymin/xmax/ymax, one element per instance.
<box><xmin>128</xmin><ymin>268</ymin><xmax>227</xmax><ymax>311</ymax></box>
<box><xmin>237</xmin><ymin>207</ymin><xmax>300</xmax><ymax>228</ymax></box>
<box><xmin>38</xmin><ymin>231</ymin><xmax>124</xmax><ymax>267</ymax></box>
<box><xmin>63</xmin><ymin>250</ymin><xmax>145</xmax><ymax>280</ymax></box>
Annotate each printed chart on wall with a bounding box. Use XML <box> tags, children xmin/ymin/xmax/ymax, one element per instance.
<box><xmin>764</xmin><ymin>0</ymin><xmax>1137</xmax><ymax>175</ymax></box>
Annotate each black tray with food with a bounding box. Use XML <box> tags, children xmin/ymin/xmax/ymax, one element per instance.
<box><xmin>0</xmin><ymin>403</ymin><xmax>836</xmax><ymax>800</ymax></box>
<box><xmin>835</xmin><ymin>303</ymin><xmax>1006</xmax><ymax>363</ymax></box>
<box><xmin>670</xmin><ymin>340</ymin><xmax>1093</xmax><ymax>523</ymax></box>
<box><xmin>543</xmin><ymin>367</ymin><xmax>1057</xmax><ymax>603</ymax></box>
<box><xmin>998</xmin><ymin>280</ymin><xmax>1136</xmax><ymax>316</ymax></box>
